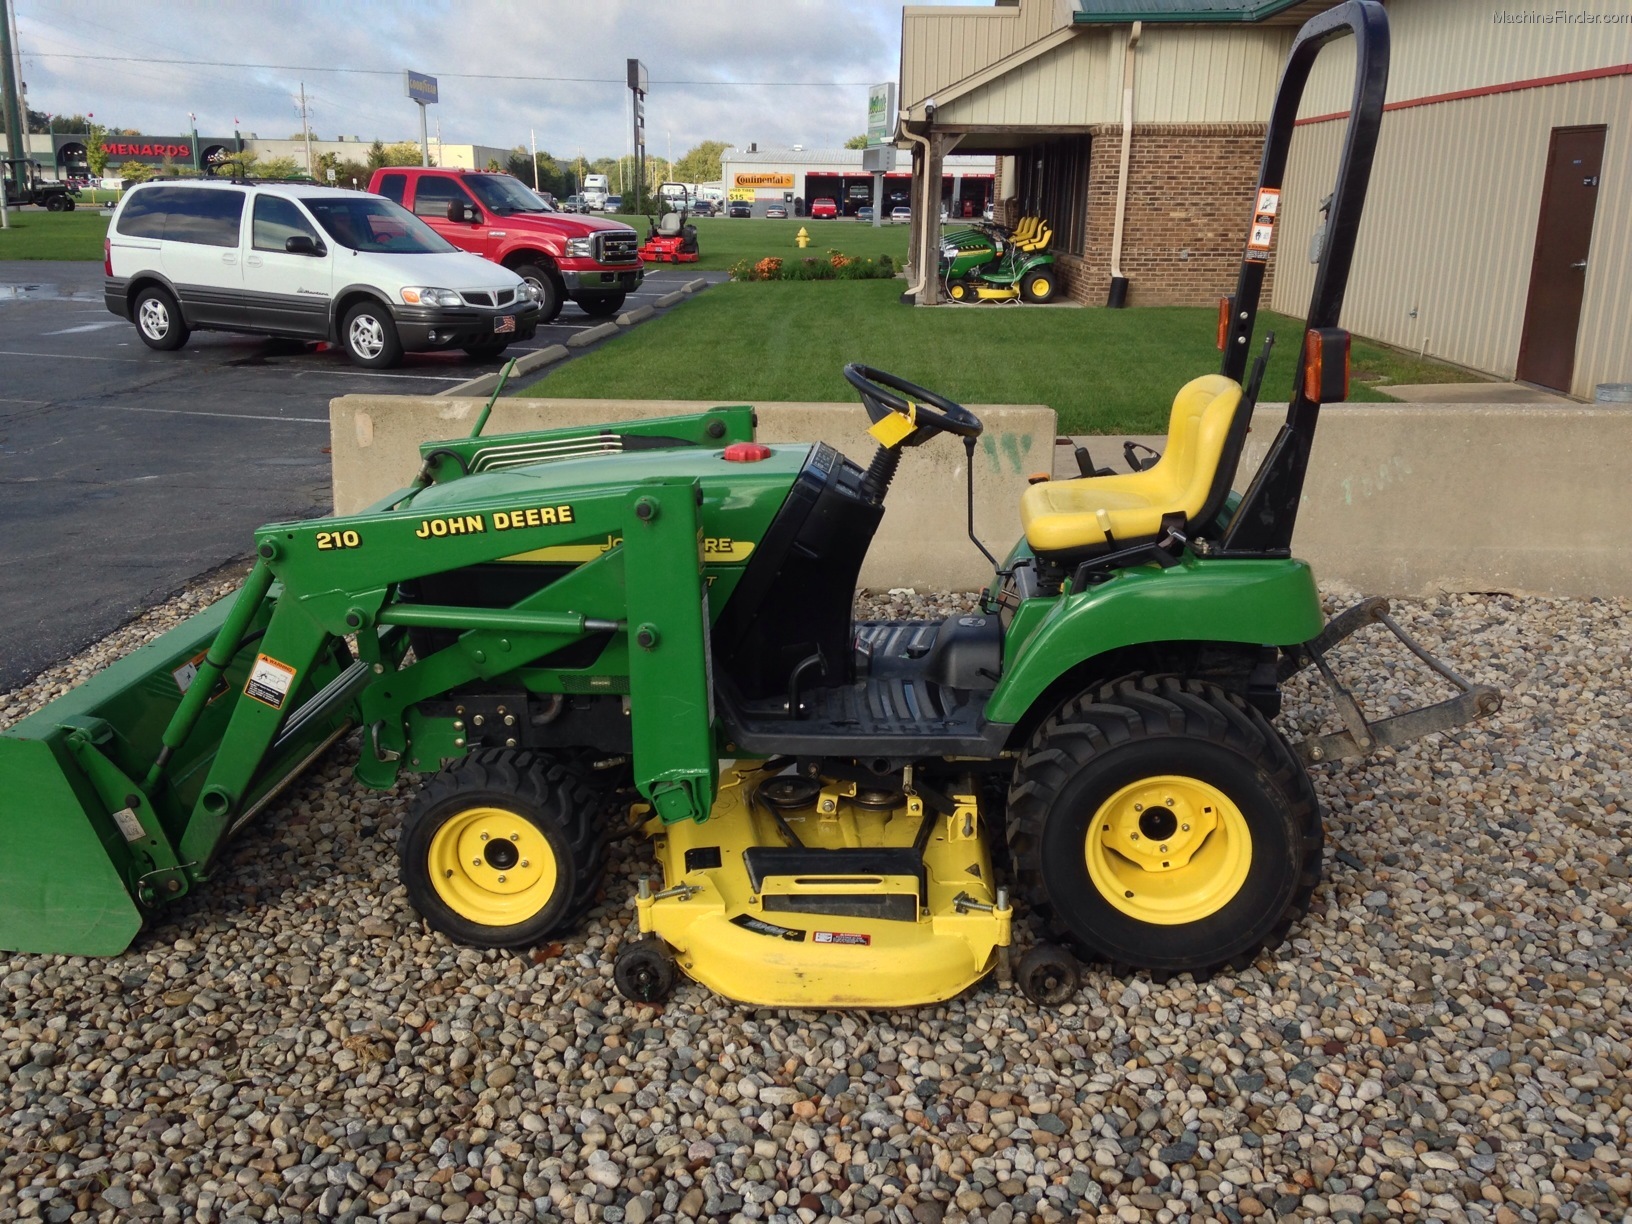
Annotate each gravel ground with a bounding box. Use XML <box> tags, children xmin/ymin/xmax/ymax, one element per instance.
<box><xmin>2</xmin><ymin>578</ymin><xmax>1629</xmax><ymax>1224</ymax></box>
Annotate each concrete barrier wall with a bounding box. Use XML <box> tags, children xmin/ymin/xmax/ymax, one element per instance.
<box><xmin>329</xmin><ymin>396</ymin><xmax>1057</xmax><ymax>590</ymax></box>
<box><xmin>1074</xmin><ymin>404</ymin><xmax>1632</xmax><ymax>599</ymax></box>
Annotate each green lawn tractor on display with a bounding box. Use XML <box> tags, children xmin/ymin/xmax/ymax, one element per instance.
<box><xmin>939</xmin><ymin>214</ymin><xmax>1059</xmax><ymax>304</ymax></box>
<box><xmin>0</xmin><ymin>2</ymin><xmax>1494</xmax><ymax>1009</ymax></box>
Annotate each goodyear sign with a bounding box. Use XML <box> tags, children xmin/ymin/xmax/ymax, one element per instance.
<box><xmin>733</xmin><ymin>172</ymin><xmax>794</xmax><ymax>189</ymax></box>
<box><xmin>404</xmin><ymin>71</ymin><xmax>439</xmax><ymax>105</ymax></box>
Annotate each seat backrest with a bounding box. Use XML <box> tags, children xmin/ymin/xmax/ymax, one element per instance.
<box><xmin>1155</xmin><ymin>374</ymin><xmax>1249</xmax><ymax>530</ymax></box>
<box><xmin>1011</xmin><ymin>216</ymin><xmax>1038</xmax><ymax>244</ymax></box>
<box><xmin>1018</xmin><ymin>222</ymin><xmax>1052</xmax><ymax>253</ymax></box>
<box><xmin>657</xmin><ymin>210</ymin><xmax>683</xmax><ymax>236</ymax></box>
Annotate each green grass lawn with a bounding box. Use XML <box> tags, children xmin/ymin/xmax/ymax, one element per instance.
<box><xmin>0</xmin><ymin>209</ymin><xmax>109</xmax><ymax>260</ymax></box>
<box><xmin>605</xmin><ymin>213</ymin><xmax>908</xmax><ymax>272</ymax></box>
<box><xmin>522</xmin><ymin>279</ymin><xmax>1478</xmax><ymax>434</ymax></box>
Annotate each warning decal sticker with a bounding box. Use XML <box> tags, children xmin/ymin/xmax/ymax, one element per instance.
<box><xmin>813</xmin><ymin>930</ymin><xmax>872</xmax><ymax>947</ymax></box>
<box><xmin>111</xmin><ymin>807</ymin><xmax>147</xmax><ymax>842</ymax></box>
<box><xmin>1255</xmin><ymin>187</ymin><xmax>1281</xmax><ymax>216</ymax></box>
<box><xmin>244</xmin><ymin>653</ymin><xmax>298</xmax><ymax>710</ymax></box>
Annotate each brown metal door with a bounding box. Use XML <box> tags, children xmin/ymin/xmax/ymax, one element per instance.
<box><xmin>1516</xmin><ymin>126</ymin><xmax>1606</xmax><ymax>392</ymax></box>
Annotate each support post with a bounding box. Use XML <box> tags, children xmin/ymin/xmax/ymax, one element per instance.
<box><xmin>0</xmin><ymin>0</ymin><xmax>24</xmax><ymax>205</ymax></box>
<box><xmin>417</xmin><ymin>100</ymin><xmax>429</xmax><ymax>167</ymax></box>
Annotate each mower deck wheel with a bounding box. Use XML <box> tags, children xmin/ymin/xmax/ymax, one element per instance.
<box><xmin>1020</xmin><ymin>268</ymin><xmax>1057</xmax><ymax>304</ymax></box>
<box><xmin>1016</xmin><ymin>943</ymin><xmax>1081</xmax><ymax>1005</ymax></box>
<box><xmin>613</xmin><ymin>939</ymin><xmax>678</xmax><ymax>1003</ymax></box>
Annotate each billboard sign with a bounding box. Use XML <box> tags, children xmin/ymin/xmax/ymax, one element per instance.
<box><xmin>867</xmin><ymin>82</ymin><xmax>897</xmax><ymax>147</ymax></box>
<box><xmin>733</xmin><ymin>172</ymin><xmax>794</xmax><ymax>189</ymax></box>
<box><xmin>404</xmin><ymin>71</ymin><xmax>439</xmax><ymax>105</ymax></box>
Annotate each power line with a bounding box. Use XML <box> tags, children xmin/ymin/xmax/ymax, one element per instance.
<box><xmin>24</xmin><ymin>51</ymin><xmax>872</xmax><ymax>87</ymax></box>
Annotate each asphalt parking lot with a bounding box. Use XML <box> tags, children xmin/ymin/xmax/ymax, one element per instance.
<box><xmin>0</xmin><ymin>259</ymin><xmax>710</xmax><ymax>690</ymax></box>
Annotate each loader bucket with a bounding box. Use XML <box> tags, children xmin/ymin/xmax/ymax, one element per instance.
<box><xmin>0</xmin><ymin>583</ymin><xmax>354</xmax><ymax>956</ymax></box>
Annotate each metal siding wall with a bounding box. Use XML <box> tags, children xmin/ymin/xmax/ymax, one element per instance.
<box><xmin>1301</xmin><ymin>0</ymin><xmax>1632</xmax><ymax>116</ymax></box>
<box><xmin>901</xmin><ymin>1</ymin><xmax>1068</xmax><ymax>106</ymax></box>
<box><xmin>1275</xmin><ymin>77</ymin><xmax>1631</xmax><ymax>398</ymax></box>
<box><xmin>1134</xmin><ymin>28</ymin><xmax>1296</xmax><ymax>123</ymax></box>
<box><xmin>941</xmin><ymin>35</ymin><xmax>1118</xmax><ymax>127</ymax></box>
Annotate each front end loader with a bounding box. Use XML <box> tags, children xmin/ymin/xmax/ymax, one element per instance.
<box><xmin>0</xmin><ymin>2</ymin><xmax>1499</xmax><ymax>1008</ymax></box>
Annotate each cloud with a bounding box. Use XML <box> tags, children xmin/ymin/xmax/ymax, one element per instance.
<box><xmin>15</xmin><ymin>0</ymin><xmax>990</xmax><ymax>158</ymax></box>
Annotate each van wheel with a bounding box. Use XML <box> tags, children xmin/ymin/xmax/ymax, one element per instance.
<box><xmin>514</xmin><ymin>262</ymin><xmax>564</xmax><ymax>323</ymax></box>
<box><xmin>342</xmin><ymin>301</ymin><xmax>403</xmax><ymax>368</ymax></box>
<box><xmin>133</xmin><ymin>286</ymin><xmax>190</xmax><ymax>351</ymax></box>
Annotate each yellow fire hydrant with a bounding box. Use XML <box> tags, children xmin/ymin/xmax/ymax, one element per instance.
<box><xmin>796</xmin><ymin>227</ymin><xmax>810</xmax><ymax>249</ymax></box>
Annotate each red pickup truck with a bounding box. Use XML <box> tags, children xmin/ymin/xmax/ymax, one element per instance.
<box><xmin>369</xmin><ymin>167</ymin><xmax>643</xmax><ymax>320</ymax></box>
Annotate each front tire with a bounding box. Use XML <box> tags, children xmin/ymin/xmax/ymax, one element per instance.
<box><xmin>1007</xmin><ymin>676</ymin><xmax>1321</xmax><ymax>976</ymax></box>
<box><xmin>579</xmin><ymin>294</ymin><xmax>625</xmax><ymax>319</ymax></box>
<box><xmin>133</xmin><ymin>286</ymin><xmax>190</xmax><ymax>351</ymax></box>
<box><xmin>400</xmin><ymin>749</ymin><xmax>610</xmax><ymax>949</ymax></box>
<box><xmin>46</xmin><ymin>195</ymin><xmax>67</xmax><ymax>212</ymax></box>
<box><xmin>341</xmin><ymin>301</ymin><xmax>403</xmax><ymax>368</ymax></box>
<box><xmin>1020</xmin><ymin>267</ymin><xmax>1057</xmax><ymax>303</ymax></box>
<box><xmin>514</xmin><ymin>262</ymin><xmax>564</xmax><ymax>323</ymax></box>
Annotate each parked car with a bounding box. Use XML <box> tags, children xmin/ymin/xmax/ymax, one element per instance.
<box><xmin>855</xmin><ymin>205</ymin><xmax>875</xmax><ymax>223</ymax></box>
<box><xmin>765</xmin><ymin>205</ymin><xmax>788</xmax><ymax>219</ymax></box>
<box><xmin>103</xmin><ymin>180</ymin><xmax>541</xmax><ymax>367</ymax></box>
<box><xmin>727</xmin><ymin>201</ymin><xmax>751</xmax><ymax>218</ymax></box>
<box><xmin>890</xmin><ymin>206</ymin><xmax>912</xmax><ymax>223</ymax></box>
<box><xmin>809</xmin><ymin>198</ymin><xmax>837</xmax><ymax>219</ymax></box>
<box><xmin>983</xmin><ymin>202</ymin><xmax>995</xmax><ymax>222</ymax></box>
<box><xmin>369</xmin><ymin>167</ymin><xmax>644</xmax><ymax>321</ymax></box>
<box><xmin>692</xmin><ymin>199</ymin><xmax>716</xmax><ymax>217</ymax></box>
<box><xmin>562</xmin><ymin>195</ymin><xmax>584</xmax><ymax>213</ymax></box>
<box><xmin>604</xmin><ymin>195</ymin><xmax>622</xmax><ymax>213</ymax></box>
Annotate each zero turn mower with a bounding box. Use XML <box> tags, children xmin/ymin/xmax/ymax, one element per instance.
<box><xmin>0</xmin><ymin>3</ymin><xmax>1497</xmax><ymax>1009</ymax></box>
<box><xmin>638</xmin><ymin>183</ymin><xmax>700</xmax><ymax>264</ymax></box>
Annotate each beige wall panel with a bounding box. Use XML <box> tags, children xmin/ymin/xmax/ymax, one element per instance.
<box><xmin>1275</xmin><ymin>77</ymin><xmax>1631</xmax><ymax>399</ymax></box>
<box><xmin>1134</xmin><ymin>27</ymin><xmax>1295</xmax><ymax>123</ymax></box>
<box><xmin>940</xmin><ymin>36</ymin><xmax>1116</xmax><ymax>127</ymax></box>
<box><xmin>1301</xmin><ymin>0</ymin><xmax>1632</xmax><ymax>116</ymax></box>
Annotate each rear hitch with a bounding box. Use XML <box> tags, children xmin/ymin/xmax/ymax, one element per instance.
<box><xmin>1283</xmin><ymin>597</ymin><xmax>1502</xmax><ymax>764</ymax></box>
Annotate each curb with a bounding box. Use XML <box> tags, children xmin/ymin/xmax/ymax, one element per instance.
<box><xmin>442</xmin><ymin>372</ymin><xmax>502</xmax><ymax>397</ymax></box>
<box><xmin>654</xmin><ymin>290</ymin><xmax>686</xmax><ymax>308</ymax></box>
<box><xmin>512</xmin><ymin>345</ymin><xmax>570</xmax><ymax>374</ymax></box>
<box><xmin>683</xmin><ymin>278</ymin><xmax>709</xmax><ymax>293</ymax></box>
<box><xmin>566</xmin><ymin>322</ymin><xmax>621</xmax><ymax>349</ymax></box>
<box><xmin>617</xmin><ymin>305</ymin><xmax>656</xmax><ymax>326</ymax></box>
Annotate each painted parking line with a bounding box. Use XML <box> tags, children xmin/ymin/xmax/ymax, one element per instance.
<box><xmin>0</xmin><ymin>349</ymin><xmax>151</xmax><ymax>362</ymax></box>
<box><xmin>43</xmin><ymin>321</ymin><xmax>124</xmax><ymax>335</ymax></box>
<box><xmin>292</xmin><ymin>368</ymin><xmax>470</xmax><ymax>382</ymax></box>
<box><xmin>77</xmin><ymin>403</ymin><xmax>329</xmax><ymax>424</ymax></box>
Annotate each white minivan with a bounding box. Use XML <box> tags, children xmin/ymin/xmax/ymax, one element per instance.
<box><xmin>104</xmin><ymin>180</ymin><xmax>542</xmax><ymax>367</ymax></box>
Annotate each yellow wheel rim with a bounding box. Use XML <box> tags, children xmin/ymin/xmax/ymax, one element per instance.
<box><xmin>427</xmin><ymin>806</ymin><xmax>558</xmax><ymax>927</ymax></box>
<box><xmin>951</xmin><ymin>283</ymin><xmax>968</xmax><ymax>300</ymax></box>
<box><xmin>1085</xmin><ymin>775</ymin><xmax>1251</xmax><ymax>925</ymax></box>
<box><xmin>1031</xmin><ymin>277</ymin><xmax>1052</xmax><ymax>299</ymax></box>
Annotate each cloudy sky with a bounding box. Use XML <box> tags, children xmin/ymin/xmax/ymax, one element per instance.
<box><xmin>14</xmin><ymin>0</ymin><xmax>990</xmax><ymax>159</ymax></box>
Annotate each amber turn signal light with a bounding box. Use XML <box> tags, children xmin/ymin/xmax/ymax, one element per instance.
<box><xmin>1303</xmin><ymin>327</ymin><xmax>1350</xmax><ymax>404</ymax></box>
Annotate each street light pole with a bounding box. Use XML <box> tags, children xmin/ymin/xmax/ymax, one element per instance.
<box><xmin>188</xmin><ymin>111</ymin><xmax>198</xmax><ymax>172</ymax></box>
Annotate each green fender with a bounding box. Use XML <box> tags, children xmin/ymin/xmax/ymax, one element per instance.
<box><xmin>986</xmin><ymin>557</ymin><xmax>1323</xmax><ymax>727</ymax></box>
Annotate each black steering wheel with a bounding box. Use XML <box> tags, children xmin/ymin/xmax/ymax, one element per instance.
<box><xmin>842</xmin><ymin>363</ymin><xmax>983</xmax><ymax>446</ymax></box>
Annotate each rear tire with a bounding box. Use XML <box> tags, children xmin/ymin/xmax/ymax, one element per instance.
<box><xmin>133</xmin><ymin>286</ymin><xmax>190</xmax><ymax>351</ymax></box>
<box><xmin>46</xmin><ymin>195</ymin><xmax>66</xmax><ymax>212</ymax></box>
<box><xmin>514</xmin><ymin>262</ymin><xmax>564</xmax><ymax>323</ymax></box>
<box><xmin>400</xmin><ymin>749</ymin><xmax>611</xmax><ymax>949</ymax></box>
<box><xmin>341</xmin><ymin>301</ymin><xmax>403</xmax><ymax>368</ymax></box>
<box><xmin>1020</xmin><ymin>268</ymin><xmax>1057</xmax><ymax>304</ymax></box>
<box><xmin>1007</xmin><ymin>676</ymin><xmax>1321</xmax><ymax>976</ymax></box>
<box><xmin>579</xmin><ymin>294</ymin><xmax>625</xmax><ymax>319</ymax></box>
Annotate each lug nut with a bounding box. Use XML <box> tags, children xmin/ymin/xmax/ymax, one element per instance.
<box><xmin>1165</xmin><ymin>797</ymin><xmax>1175</xmax><ymax>806</ymax></box>
<box><xmin>480</xmin><ymin>832</ymin><xmax>489</xmax><ymax>841</ymax></box>
<box><xmin>497</xmin><ymin>875</ymin><xmax>507</xmax><ymax>884</ymax></box>
<box><xmin>510</xmin><ymin>833</ymin><xmax>520</xmax><ymax>841</ymax></box>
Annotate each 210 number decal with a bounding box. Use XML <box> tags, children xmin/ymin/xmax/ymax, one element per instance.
<box><xmin>315</xmin><ymin>529</ymin><xmax>362</xmax><ymax>551</ymax></box>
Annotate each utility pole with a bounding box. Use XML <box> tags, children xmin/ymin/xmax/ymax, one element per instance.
<box><xmin>530</xmin><ymin>128</ymin><xmax>539</xmax><ymax>190</ymax></box>
<box><xmin>0</xmin><ymin>0</ymin><xmax>25</xmax><ymax>205</ymax></box>
<box><xmin>298</xmin><ymin>82</ymin><xmax>314</xmax><ymax>177</ymax></box>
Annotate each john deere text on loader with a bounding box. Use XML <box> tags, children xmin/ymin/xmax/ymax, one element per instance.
<box><xmin>0</xmin><ymin>2</ymin><xmax>1499</xmax><ymax>1010</ymax></box>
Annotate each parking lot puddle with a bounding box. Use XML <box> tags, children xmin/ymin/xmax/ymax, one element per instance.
<box><xmin>0</xmin><ymin>283</ymin><xmax>101</xmax><ymax>302</ymax></box>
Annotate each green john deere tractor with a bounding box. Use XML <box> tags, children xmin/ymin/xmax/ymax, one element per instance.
<box><xmin>0</xmin><ymin>2</ymin><xmax>1495</xmax><ymax>1008</ymax></box>
<box><xmin>939</xmin><ymin>214</ymin><xmax>1059</xmax><ymax>304</ymax></box>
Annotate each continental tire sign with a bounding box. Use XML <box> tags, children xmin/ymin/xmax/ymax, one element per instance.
<box><xmin>733</xmin><ymin>172</ymin><xmax>794</xmax><ymax>189</ymax></box>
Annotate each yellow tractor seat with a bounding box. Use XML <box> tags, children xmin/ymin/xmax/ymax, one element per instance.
<box><xmin>1011</xmin><ymin>216</ymin><xmax>1040</xmax><ymax>245</ymax></box>
<box><xmin>1020</xmin><ymin>374</ymin><xmax>1245</xmax><ymax>557</ymax></box>
<box><xmin>1016</xmin><ymin>223</ymin><xmax>1052</xmax><ymax>253</ymax></box>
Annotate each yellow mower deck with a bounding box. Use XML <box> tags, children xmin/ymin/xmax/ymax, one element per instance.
<box><xmin>635</xmin><ymin>766</ymin><xmax>1011</xmax><ymax>1007</ymax></box>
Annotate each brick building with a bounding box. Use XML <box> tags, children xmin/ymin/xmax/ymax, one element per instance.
<box><xmin>895</xmin><ymin>0</ymin><xmax>1328</xmax><ymax>306</ymax></box>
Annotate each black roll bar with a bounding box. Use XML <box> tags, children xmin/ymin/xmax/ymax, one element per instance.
<box><xmin>1218</xmin><ymin>0</ymin><xmax>1390</xmax><ymax>554</ymax></box>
